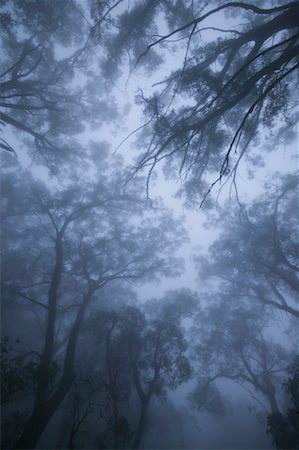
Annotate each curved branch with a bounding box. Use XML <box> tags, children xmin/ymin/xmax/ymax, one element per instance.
<box><xmin>137</xmin><ymin>2</ymin><xmax>298</xmax><ymax>64</ymax></box>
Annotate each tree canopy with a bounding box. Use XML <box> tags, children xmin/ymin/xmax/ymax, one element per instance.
<box><xmin>197</xmin><ymin>173</ymin><xmax>299</xmax><ymax>319</ymax></box>
<box><xmin>125</xmin><ymin>0</ymin><xmax>299</xmax><ymax>202</ymax></box>
<box><xmin>1</xmin><ymin>1</ymin><xmax>298</xmax><ymax>449</ymax></box>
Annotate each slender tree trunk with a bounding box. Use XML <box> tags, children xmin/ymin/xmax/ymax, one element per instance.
<box><xmin>68</xmin><ymin>423</ymin><xmax>76</xmax><ymax>450</ymax></box>
<box><xmin>132</xmin><ymin>402</ymin><xmax>148</xmax><ymax>450</ymax></box>
<box><xmin>265</xmin><ymin>378</ymin><xmax>280</xmax><ymax>414</ymax></box>
<box><xmin>13</xmin><ymin>384</ymin><xmax>70</xmax><ymax>449</ymax></box>
<box><xmin>131</xmin><ymin>333</ymin><xmax>161</xmax><ymax>450</ymax></box>
<box><xmin>15</xmin><ymin>288</ymin><xmax>94</xmax><ymax>449</ymax></box>
<box><xmin>112</xmin><ymin>396</ymin><xmax>119</xmax><ymax>449</ymax></box>
<box><xmin>255</xmin><ymin>370</ymin><xmax>280</xmax><ymax>415</ymax></box>
<box><xmin>268</xmin><ymin>393</ymin><xmax>280</xmax><ymax>414</ymax></box>
<box><xmin>105</xmin><ymin>320</ymin><xmax>120</xmax><ymax>449</ymax></box>
<box><xmin>15</xmin><ymin>237</ymin><xmax>63</xmax><ymax>448</ymax></box>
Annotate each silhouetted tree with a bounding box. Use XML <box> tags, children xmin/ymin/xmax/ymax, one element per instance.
<box><xmin>191</xmin><ymin>296</ymin><xmax>291</xmax><ymax>416</ymax></box>
<box><xmin>89</xmin><ymin>308</ymin><xmax>133</xmax><ymax>449</ymax></box>
<box><xmin>92</xmin><ymin>301</ymin><xmax>192</xmax><ymax>449</ymax></box>
<box><xmin>0</xmin><ymin>338</ymin><xmax>40</xmax><ymax>405</ymax></box>
<box><xmin>125</xmin><ymin>306</ymin><xmax>191</xmax><ymax>449</ymax></box>
<box><xmin>117</xmin><ymin>1</ymin><xmax>299</xmax><ymax>201</ymax></box>
<box><xmin>0</xmin><ymin>0</ymin><xmax>120</xmax><ymax>165</ymax></box>
<box><xmin>198</xmin><ymin>173</ymin><xmax>299</xmax><ymax>319</ymax></box>
<box><xmin>1</xmin><ymin>151</ymin><xmax>184</xmax><ymax>449</ymax></box>
<box><xmin>267</xmin><ymin>356</ymin><xmax>299</xmax><ymax>449</ymax></box>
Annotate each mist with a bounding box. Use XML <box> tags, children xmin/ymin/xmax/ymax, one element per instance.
<box><xmin>1</xmin><ymin>1</ymin><xmax>298</xmax><ymax>449</ymax></box>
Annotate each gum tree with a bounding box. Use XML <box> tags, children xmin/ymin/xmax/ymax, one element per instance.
<box><xmin>191</xmin><ymin>296</ymin><xmax>292</xmax><ymax>417</ymax></box>
<box><xmin>197</xmin><ymin>173</ymin><xmax>299</xmax><ymax>319</ymax></box>
<box><xmin>1</xmin><ymin>151</ymin><xmax>184</xmax><ymax>449</ymax></box>
<box><xmin>95</xmin><ymin>303</ymin><xmax>191</xmax><ymax>450</ymax></box>
<box><xmin>0</xmin><ymin>0</ymin><xmax>121</xmax><ymax>165</ymax></box>
<box><xmin>109</xmin><ymin>1</ymin><xmax>299</xmax><ymax>201</ymax></box>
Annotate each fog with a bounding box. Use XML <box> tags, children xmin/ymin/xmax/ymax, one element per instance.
<box><xmin>1</xmin><ymin>1</ymin><xmax>298</xmax><ymax>449</ymax></box>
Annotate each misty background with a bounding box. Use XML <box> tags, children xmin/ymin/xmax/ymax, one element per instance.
<box><xmin>1</xmin><ymin>1</ymin><xmax>298</xmax><ymax>449</ymax></box>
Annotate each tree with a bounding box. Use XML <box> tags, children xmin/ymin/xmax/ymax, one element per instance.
<box><xmin>91</xmin><ymin>300</ymin><xmax>192</xmax><ymax>450</ymax></box>
<box><xmin>1</xmin><ymin>151</ymin><xmax>184</xmax><ymax>449</ymax></box>
<box><xmin>197</xmin><ymin>173</ymin><xmax>299</xmax><ymax>319</ymax></box>
<box><xmin>61</xmin><ymin>375</ymin><xmax>106</xmax><ymax>450</ymax></box>
<box><xmin>0</xmin><ymin>337</ymin><xmax>40</xmax><ymax>405</ymax></box>
<box><xmin>0</xmin><ymin>0</ymin><xmax>120</xmax><ymax>166</ymax></box>
<box><xmin>267</xmin><ymin>356</ymin><xmax>299</xmax><ymax>449</ymax></box>
<box><xmin>125</xmin><ymin>308</ymin><xmax>191</xmax><ymax>449</ymax></box>
<box><xmin>116</xmin><ymin>1</ymin><xmax>299</xmax><ymax>202</ymax></box>
<box><xmin>191</xmin><ymin>295</ymin><xmax>292</xmax><ymax>417</ymax></box>
<box><xmin>89</xmin><ymin>308</ymin><xmax>134</xmax><ymax>449</ymax></box>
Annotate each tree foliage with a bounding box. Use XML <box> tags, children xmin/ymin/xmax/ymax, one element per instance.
<box><xmin>191</xmin><ymin>294</ymin><xmax>291</xmax><ymax>416</ymax></box>
<box><xmin>0</xmin><ymin>0</ymin><xmax>120</xmax><ymax>166</ymax></box>
<box><xmin>1</xmin><ymin>151</ymin><xmax>184</xmax><ymax>448</ymax></box>
<box><xmin>124</xmin><ymin>1</ymin><xmax>299</xmax><ymax>202</ymax></box>
<box><xmin>1</xmin><ymin>1</ymin><xmax>298</xmax><ymax>449</ymax></box>
<box><xmin>197</xmin><ymin>173</ymin><xmax>299</xmax><ymax>318</ymax></box>
<box><xmin>93</xmin><ymin>300</ymin><xmax>192</xmax><ymax>449</ymax></box>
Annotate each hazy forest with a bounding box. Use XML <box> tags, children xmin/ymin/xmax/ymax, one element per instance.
<box><xmin>1</xmin><ymin>1</ymin><xmax>298</xmax><ymax>449</ymax></box>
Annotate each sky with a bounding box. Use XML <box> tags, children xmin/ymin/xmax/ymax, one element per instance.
<box><xmin>5</xmin><ymin>2</ymin><xmax>298</xmax><ymax>303</ymax></box>
<box><xmin>1</xmin><ymin>2</ymin><xmax>298</xmax><ymax>448</ymax></box>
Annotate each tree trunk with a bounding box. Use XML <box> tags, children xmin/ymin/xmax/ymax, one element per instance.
<box><xmin>105</xmin><ymin>320</ymin><xmax>120</xmax><ymax>449</ymax></box>
<box><xmin>132</xmin><ymin>402</ymin><xmax>148</xmax><ymax>450</ymax></box>
<box><xmin>15</xmin><ymin>289</ymin><xmax>94</xmax><ymax>449</ymax></box>
<box><xmin>130</xmin><ymin>334</ymin><xmax>161</xmax><ymax>450</ymax></box>
<box><xmin>13</xmin><ymin>383</ymin><xmax>70</xmax><ymax>449</ymax></box>
<box><xmin>265</xmin><ymin>378</ymin><xmax>280</xmax><ymax>414</ymax></box>
<box><xmin>269</xmin><ymin>393</ymin><xmax>280</xmax><ymax>414</ymax></box>
<box><xmin>15</xmin><ymin>237</ymin><xmax>63</xmax><ymax>448</ymax></box>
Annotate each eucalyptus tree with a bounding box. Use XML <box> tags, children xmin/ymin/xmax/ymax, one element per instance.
<box><xmin>46</xmin><ymin>285</ymin><xmax>140</xmax><ymax>450</ymax></box>
<box><xmin>197</xmin><ymin>173</ymin><xmax>299</xmax><ymax>319</ymax></box>
<box><xmin>89</xmin><ymin>307</ymin><xmax>133</xmax><ymax>450</ymax></box>
<box><xmin>190</xmin><ymin>295</ymin><xmax>292</xmax><ymax>417</ymax></box>
<box><xmin>127</xmin><ymin>310</ymin><xmax>191</xmax><ymax>449</ymax></box>
<box><xmin>61</xmin><ymin>375</ymin><xmax>107</xmax><ymax>450</ymax></box>
<box><xmin>106</xmin><ymin>0</ymin><xmax>299</xmax><ymax>201</ymax></box>
<box><xmin>1</xmin><ymin>149</ymin><xmax>185</xmax><ymax>449</ymax></box>
<box><xmin>0</xmin><ymin>0</ymin><xmax>122</xmax><ymax>166</ymax></box>
<box><xmin>90</xmin><ymin>296</ymin><xmax>193</xmax><ymax>450</ymax></box>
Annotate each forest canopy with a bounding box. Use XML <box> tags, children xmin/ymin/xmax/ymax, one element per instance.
<box><xmin>0</xmin><ymin>1</ymin><xmax>298</xmax><ymax>449</ymax></box>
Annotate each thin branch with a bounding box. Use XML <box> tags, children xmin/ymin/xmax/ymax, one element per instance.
<box><xmin>6</xmin><ymin>286</ymin><xmax>48</xmax><ymax>310</ymax></box>
<box><xmin>201</xmin><ymin>61</ymin><xmax>299</xmax><ymax>206</ymax></box>
<box><xmin>136</xmin><ymin>2</ymin><xmax>298</xmax><ymax>64</ymax></box>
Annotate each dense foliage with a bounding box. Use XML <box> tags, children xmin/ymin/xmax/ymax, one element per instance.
<box><xmin>1</xmin><ymin>1</ymin><xmax>298</xmax><ymax>449</ymax></box>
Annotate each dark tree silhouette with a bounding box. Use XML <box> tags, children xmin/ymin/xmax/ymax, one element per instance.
<box><xmin>1</xmin><ymin>338</ymin><xmax>41</xmax><ymax>405</ymax></box>
<box><xmin>0</xmin><ymin>0</ymin><xmax>121</xmax><ymax>165</ymax></box>
<box><xmin>1</xmin><ymin>2</ymin><xmax>297</xmax><ymax>449</ymax></box>
<box><xmin>90</xmin><ymin>308</ymin><xmax>133</xmax><ymax>450</ymax></box>
<box><xmin>92</xmin><ymin>302</ymin><xmax>192</xmax><ymax>450</ymax></box>
<box><xmin>0</xmin><ymin>1</ymin><xmax>85</xmax><ymax>158</ymax></box>
<box><xmin>1</xmin><ymin>152</ymin><xmax>183</xmax><ymax>449</ymax></box>
<box><xmin>123</xmin><ymin>1</ymin><xmax>299</xmax><ymax>201</ymax></box>
<box><xmin>267</xmin><ymin>356</ymin><xmax>299</xmax><ymax>449</ymax></box>
<box><xmin>197</xmin><ymin>173</ymin><xmax>299</xmax><ymax>319</ymax></box>
<box><xmin>191</xmin><ymin>296</ymin><xmax>291</xmax><ymax>416</ymax></box>
<box><xmin>127</xmin><ymin>311</ymin><xmax>191</xmax><ymax>449</ymax></box>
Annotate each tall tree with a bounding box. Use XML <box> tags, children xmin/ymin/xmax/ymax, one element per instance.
<box><xmin>1</xmin><ymin>151</ymin><xmax>184</xmax><ymax>449</ymax></box>
<box><xmin>91</xmin><ymin>296</ymin><xmax>193</xmax><ymax>450</ymax></box>
<box><xmin>197</xmin><ymin>173</ymin><xmax>299</xmax><ymax>319</ymax></box>
<box><xmin>112</xmin><ymin>0</ymin><xmax>299</xmax><ymax>201</ymax></box>
<box><xmin>191</xmin><ymin>296</ymin><xmax>292</xmax><ymax>417</ymax></box>
<box><xmin>0</xmin><ymin>0</ymin><xmax>120</xmax><ymax>166</ymax></box>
